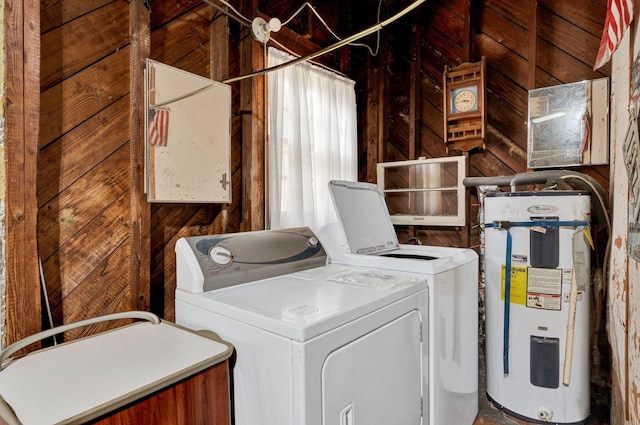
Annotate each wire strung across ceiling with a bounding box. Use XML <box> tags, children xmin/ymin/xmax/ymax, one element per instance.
<box><xmin>151</xmin><ymin>0</ymin><xmax>425</xmax><ymax>108</ymax></box>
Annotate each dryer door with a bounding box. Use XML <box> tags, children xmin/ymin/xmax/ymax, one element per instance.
<box><xmin>321</xmin><ymin>311</ymin><xmax>423</xmax><ymax>425</ymax></box>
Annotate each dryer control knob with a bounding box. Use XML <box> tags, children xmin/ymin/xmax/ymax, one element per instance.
<box><xmin>209</xmin><ymin>246</ymin><xmax>233</xmax><ymax>265</ymax></box>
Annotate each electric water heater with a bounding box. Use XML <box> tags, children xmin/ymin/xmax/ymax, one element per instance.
<box><xmin>484</xmin><ymin>191</ymin><xmax>591</xmax><ymax>424</ymax></box>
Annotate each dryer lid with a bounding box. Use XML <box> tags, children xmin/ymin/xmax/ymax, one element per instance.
<box><xmin>329</xmin><ymin>180</ymin><xmax>399</xmax><ymax>255</ymax></box>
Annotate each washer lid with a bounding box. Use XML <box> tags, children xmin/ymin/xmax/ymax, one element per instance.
<box><xmin>329</xmin><ymin>180</ymin><xmax>399</xmax><ymax>255</ymax></box>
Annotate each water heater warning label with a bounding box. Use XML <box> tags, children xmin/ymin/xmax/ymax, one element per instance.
<box><xmin>526</xmin><ymin>267</ymin><xmax>563</xmax><ymax>310</ymax></box>
<box><xmin>527</xmin><ymin>293</ymin><xmax>561</xmax><ymax>310</ymax></box>
<box><xmin>500</xmin><ymin>266</ymin><xmax>565</xmax><ymax>310</ymax></box>
<box><xmin>500</xmin><ymin>265</ymin><xmax>528</xmax><ymax>305</ymax></box>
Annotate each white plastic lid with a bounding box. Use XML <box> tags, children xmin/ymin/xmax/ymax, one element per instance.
<box><xmin>328</xmin><ymin>180</ymin><xmax>399</xmax><ymax>255</ymax></box>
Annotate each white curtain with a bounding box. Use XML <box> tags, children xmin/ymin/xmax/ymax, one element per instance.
<box><xmin>267</xmin><ymin>47</ymin><xmax>357</xmax><ymax>232</ymax></box>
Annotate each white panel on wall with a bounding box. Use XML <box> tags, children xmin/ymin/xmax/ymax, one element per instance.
<box><xmin>610</xmin><ymin>24</ymin><xmax>640</xmax><ymax>424</ymax></box>
<box><xmin>144</xmin><ymin>59</ymin><xmax>232</xmax><ymax>203</ymax></box>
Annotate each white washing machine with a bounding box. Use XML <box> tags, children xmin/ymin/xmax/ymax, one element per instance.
<box><xmin>322</xmin><ymin>180</ymin><xmax>479</xmax><ymax>425</ymax></box>
<box><xmin>175</xmin><ymin>227</ymin><xmax>430</xmax><ymax>425</ymax></box>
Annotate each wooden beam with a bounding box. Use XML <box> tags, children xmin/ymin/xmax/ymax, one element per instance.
<box><xmin>407</xmin><ymin>12</ymin><xmax>421</xmax><ymax>240</ymax></box>
<box><xmin>211</xmin><ymin>5</ymin><xmax>229</xmax><ymax>90</ymax></box>
<box><xmin>410</xmin><ymin>13</ymin><xmax>420</xmax><ymax>160</ymax></box>
<box><xmin>376</xmin><ymin>44</ymin><xmax>388</xmax><ymax>170</ymax></box>
<box><xmin>459</xmin><ymin>0</ymin><xmax>475</xmax><ymax>247</ymax></box>
<box><xmin>129</xmin><ymin>0</ymin><xmax>151</xmax><ymax>312</ymax></box>
<box><xmin>211</xmin><ymin>2</ymin><xmax>230</xmax><ymax>233</ymax></box>
<box><xmin>366</xmin><ymin>57</ymin><xmax>380</xmax><ymax>183</ymax></box>
<box><xmin>462</xmin><ymin>0</ymin><xmax>472</xmax><ymax>62</ymax></box>
<box><xmin>462</xmin><ymin>152</ymin><xmax>471</xmax><ymax>248</ymax></box>
<box><xmin>4</xmin><ymin>0</ymin><xmax>41</xmax><ymax>347</ymax></box>
<box><xmin>240</xmin><ymin>0</ymin><xmax>265</xmax><ymax>230</ymax></box>
<box><xmin>528</xmin><ymin>0</ymin><xmax>538</xmax><ymax>89</ymax></box>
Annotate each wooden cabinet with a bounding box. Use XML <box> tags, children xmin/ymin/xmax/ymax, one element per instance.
<box><xmin>91</xmin><ymin>360</ymin><xmax>231</xmax><ymax>425</ymax></box>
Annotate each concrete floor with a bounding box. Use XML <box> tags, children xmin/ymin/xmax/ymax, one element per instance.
<box><xmin>474</xmin><ymin>352</ymin><xmax>521</xmax><ymax>425</ymax></box>
<box><xmin>475</xmin><ymin>397</ymin><xmax>520</xmax><ymax>425</ymax></box>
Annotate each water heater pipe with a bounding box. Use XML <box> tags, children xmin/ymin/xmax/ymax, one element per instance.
<box><xmin>463</xmin><ymin>170</ymin><xmax>608</xmax><ymax>231</ymax></box>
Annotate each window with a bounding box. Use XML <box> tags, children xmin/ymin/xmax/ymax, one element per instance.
<box><xmin>377</xmin><ymin>156</ymin><xmax>467</xmax><ymax>226</ymax></box>
<box><xmin>267</xmin><ymin>47</ymin><xmax>357</xmax><ymax>232</ymax></box>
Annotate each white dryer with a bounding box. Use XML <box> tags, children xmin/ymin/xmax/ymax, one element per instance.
<box><xmin>175</xmin><ymin>227</ymin><xmax>430</xmax><ymax>425</ymax></box>
<box><xmin>322</xmin><ymin>180</ymin><xmax>479</xmax><ymax>425</ymax></box>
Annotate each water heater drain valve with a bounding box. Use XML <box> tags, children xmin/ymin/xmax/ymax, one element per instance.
<box><xmin>538</xmin><ymin>408</ymin><xmax>553</xmax><ymax>422</ymax></box>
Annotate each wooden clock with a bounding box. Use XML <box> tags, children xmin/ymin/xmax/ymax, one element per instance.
<box><xmin>443</xmin><ymin>57</ymin><xmax>486</xmax><ymax>153</ymax></box>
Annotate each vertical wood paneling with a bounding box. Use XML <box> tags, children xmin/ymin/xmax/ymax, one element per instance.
<box><xmin>527</xmin><ymin>0</ymin><xmax>537</xmax><ymax>89</ymax></box>
<box><xmin>4</xmin><ymin>0</ymin><xmax>41</xmax><ymax>347</ymax></box>
<box><xmin>130</xmin><ymin>0</ymin><xmax>151</xmax><ymax>313</ymax></box>
<box><xmin>409</xmin><ymin>15</ymin><xmax>420</xmax><ymax>161</ymax></box>
<box><xmin>211</xmin><ymin>4</ymin><xmax>230</xmax><ymax>238</ymax></box>
<box><xmin>386</xmin><ymin>52</ymin><xmax>411</xmax><ymax>158</ymax></box>
<box><xmin>240</xmin><ymin>0</ymin><xmax>265</xmax><ymax>231</ymax></box>
<box><xmin>364</xmin><ymin>57</ymin><xmax>380</xmax><ymax>182</ymax></box>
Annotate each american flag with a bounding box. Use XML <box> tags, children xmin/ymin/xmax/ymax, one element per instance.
<box><xmin>594</xmin><ymin>0</ymin><xmax>634</xmax><ymax>70</ymax></box>
<box><xmin>148</xmin><ymin>108</ymin><xmax>170</xmax><ymax>146</ymax></box>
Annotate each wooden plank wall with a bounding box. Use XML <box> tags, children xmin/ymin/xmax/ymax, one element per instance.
<box><xmin>38</xmin><ymin>0</ymin><xmax>142</xmax><ymax>340</ymax></box>
<box><xmin>33</xmin><ymin>0</ymin><xmax>340</xmax><ymax>339</ymax></box>
<box><xmin>36</xmin><ymin>0</ymin><xmax>252</xmax><ymax>330</ymax></box>
<box><xmin>354</xmin><ymin>0</ymin><xmax>610</xmax><ymax>249</ymax></box>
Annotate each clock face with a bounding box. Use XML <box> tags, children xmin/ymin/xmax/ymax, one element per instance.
<box><xmin>451</xmin><ymin>86</ymin><xmax>478</xmax><ymax>113</ymax></box>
